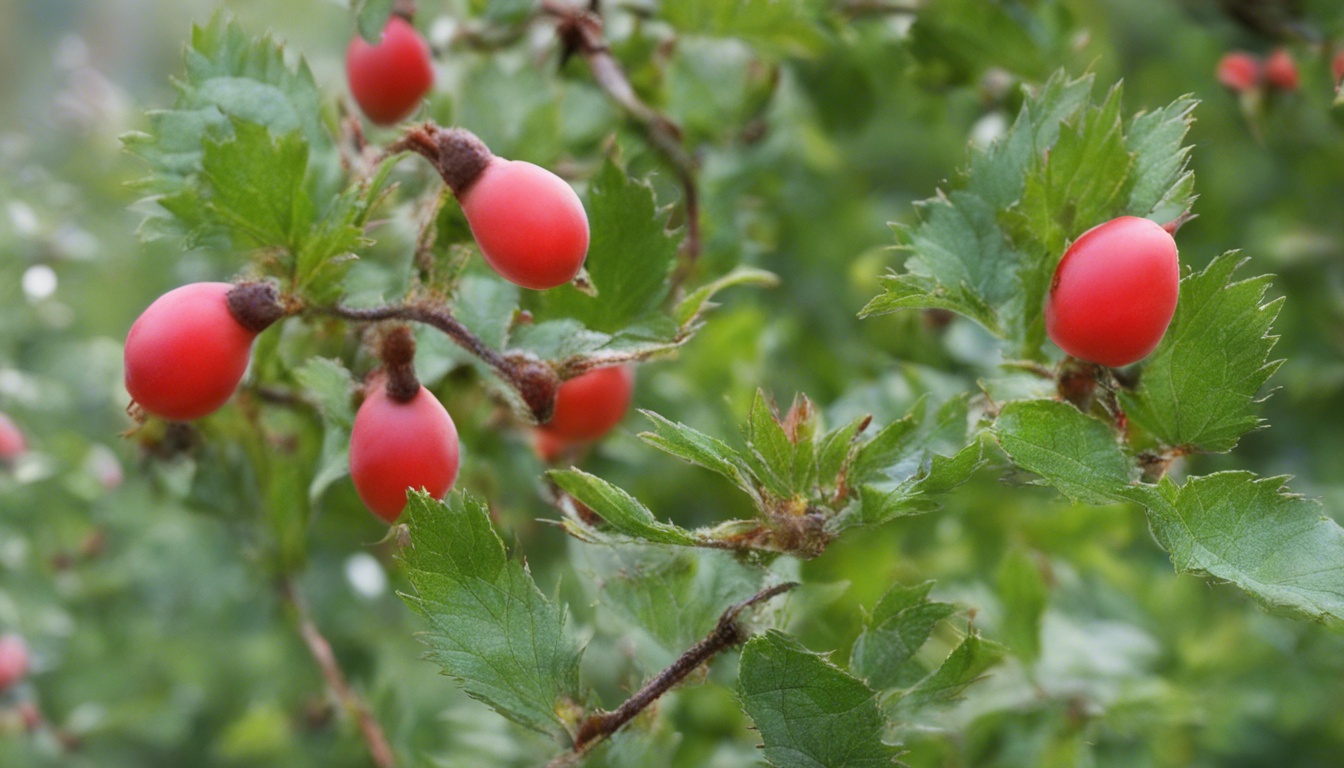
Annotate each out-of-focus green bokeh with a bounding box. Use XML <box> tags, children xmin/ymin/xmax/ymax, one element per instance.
<box><xmin>3</xmin><ymin>0</ymin><xmax>1344</xmax><ymax>766</ymax></box>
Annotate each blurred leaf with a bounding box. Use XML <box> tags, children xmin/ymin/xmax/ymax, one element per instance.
<box><xmin>400</xmin><ymin>492</ymin><xmax>585</xmax><ymax>739</ymax></box>
<box><xmin>352</xmin><ymin>0</ymin><xmax>394</xmax><ymax>42</ymax></box>
<box><xmin>996</xmin><ymin>548</ymin><xmax>1048</xmax><ymax>665</ymax></box>
<box><xmin>888</xmin><ymin>633</ymin><xmax>1007</xmax><ymax>713</ymax></box>
<box><xmin>1134</xmin><ymin>473</ymin><xmax>1344</xmax><ymax>630</ymax></box>
<box><xmin>837</xmin><ymin>396</ymin><xmax>982</xmax><ymax>529</ymax></box>
<box><xmin>910</xmin><ymin>0</ymin><xmax>1053</xmax><ymax>82</ymax></box>
<box><xmin>673</xmin><ymin>266</ymin><xmax>780</xmax><ymax>327</ymax></box>
<box><xmin>540</xmin><ymin>161</ymin><xmax>677</xmax><ymax>333</ymax></box>
<box><xmin>738</xmin><ymin>630</ymin><xmax>901</xmax><ymax>767</ymax></box>
<box><xmin>576</xmin><ymin>544</ymin><xmax>766</xmax><ymax>666</ymax></box>
<box><xmin>292</xmin><ymin>358</ymin><xmax>355</xmax><ymax>504</ymax></box>
<box><xmin>1121</xmin><ymin>253</ymin><xmax>1283</xmax><ymax>453</ymax></box>
<box><xmin>993</xmin><ymin>399</ymin><xmax>1133</xmax><ymax>505</ymax></box>
<box><xmin>851</xmin><ymin>581</ymin><xmax>958</xmax><ymax>691</ymax></box>
<box><xmin>661</xmin><ymin>0</ymin><xmax>828</xmax><ymax>58</ymax></box>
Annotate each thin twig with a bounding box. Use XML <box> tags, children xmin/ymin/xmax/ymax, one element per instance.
<box><xmin>540</xmin><ymin>1</ymin><xmax>702</xmax><ymax>281</ymax></box>
<box><xmin>280</xmin><ymin>579</ymin><xmax>397</xmax><ymax>768</ymax></box>
<box><xmin>316</xmin><ymin>303</ymin><xmax>510</xmax><ymax>373</ymax></box>
<box><xmin>550</xmin><ymin>582</ymin><xmax>797</xmax><ymax>764</ymax></box>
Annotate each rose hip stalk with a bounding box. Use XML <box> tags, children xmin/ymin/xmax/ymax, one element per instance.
<box><xmin>1045</xmin><ymin>216</ymin><xmax>1180</xmax><ymax>368</ymax></box>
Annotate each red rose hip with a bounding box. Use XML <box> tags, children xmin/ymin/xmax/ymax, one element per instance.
<box><xmin>0</xmin><ymin>635</ymin><xmax>29</xmax><ymax>691</ymax></box>
<box><xmin>124</xmin><ymin>282</ymin><xmax>259</xmax><ymax>421</ymax></box>
<box><xmin>460</xmin><ymin>158</ymin><xmax>590</xmax><ymax>290</ymax></box>
<box><xmin>1332</xmin><ymin>51</ymin><xmax>1344</xmax><ymax>85</ymax></box>
<box><xmin>349</xmin><ymin>384</ymin><xmax>460</xmax><ymax>523</ymax></box>
<box><xmin>346</xmin><ymin>16</ymin><xmax>434</xmax><ymax>126</ymax></box>
<box><xmin>1265</xmin><ymin>49</ymin><xmax>1299</xmax><ymax>91</ymax></box>
<box><xmin>1045</xmin><ymin>216</ymin><xmax>1180</xmax><ymax>368</ymax></box>
<box><xmin>0</xmin><ymin>413</ymin><xmax>25</xmax><ymax>461</ymax></box>
<box><xmin>538</xmin><ymin>365</ymin><xmax>635</xmax><ymax>444</ymax></box>
<box><xmin>1216</xmin><ymin>51</ymin><xmax>1261</xmax><ymax>92</ymax></box>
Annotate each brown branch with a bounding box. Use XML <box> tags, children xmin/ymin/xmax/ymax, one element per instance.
<box><xmin>313</xmin><ymin>302</ymin><xmax>561</xmax><ymax>423</ymax></box>
<box><xmin>280</xmin><ymin>579</ymin><xmax>397</xmax><ymax>768</ymax></box>
<box><xmin>551</xmin><ymin>582</ymin><xmax>797</xmax><ymax>764</ymax></box>
<box><xmin>541</xmin><ymin>1</ymin><xmax>702</xmax><ymax>280</ymax></box>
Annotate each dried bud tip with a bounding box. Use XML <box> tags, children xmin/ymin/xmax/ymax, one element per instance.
<box><xmin>226</xmin><ymin>282</ymin><xmax>285</xmax><ymax>334</ymax></box>
<box><xmin>508</xmin><ymin>356</ymin><xmax>560</xmax><ymax>424</ymax></box>
<box><xmin>393</xmin><ymin>125</ymin><xmax>494</xmax><ymax>196</ymax></box>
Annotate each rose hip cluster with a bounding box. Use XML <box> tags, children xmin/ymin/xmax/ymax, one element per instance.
<box><xmin>1216</xmin><ymin>48</ymin><xmax>1313</xmax><ymax>94</ymax></box>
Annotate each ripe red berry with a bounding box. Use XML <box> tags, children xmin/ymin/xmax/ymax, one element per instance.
<box><xmin>0</xmin><ymin>413</ymin><xmax>25</xmax><ymax>461</ymax></box>
<box><xmin>0</xmin><ymin>635</ymin><xmax>29</xmax><ymax>692</ymax></box>
<box><xmin>124</xmin><ymin>283</ymin><xmax>258</xmax><ymax>421</ymax></box>
<box><xmin>1265</xmin><ymin>49</ymin><xmax>1300</xmax><ymax>91</ymax></box>
<box><xmin>349</xmin><ymin>384</ymin><xmax>460</xmax><ymax>523</ymax></box>
<box><xmin>460</xmin><ymin>158</ymin><xmax>589</xmax><ymax>290</ymax></box>
<box><xmin>1216</xmin><ymin>51</ymin><xmax>1261</xmax><ymax>92</ymax></box>
<box><xmin>1332</xmin><ymin>51</ymin><xmax>1344</xmax><ymax>85</ymax></box>
<box><xmin>1045</xmin><ymin>217</ymin><xmax>1180</xmax><ymax>368</ymax></box>
<box><xmin>538</xmin><ymin>366</ymin><xmax>635</xmax><ymax>444</ymax></box>
<box><xmin>346</xmin><ymin>17</ymin><xmax>434</xmax><ymax>126</ymax></box>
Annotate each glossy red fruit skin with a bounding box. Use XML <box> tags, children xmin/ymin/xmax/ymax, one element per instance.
<box><xmin>346</xmin><ymin>17</ymin><xmax>434</xmax><ymax>126</ymax></box>
<box><xmin>124</xmin><ymin>283</ymin><xmax>257</xmax><ymax>421</ymax></box>
<box><xmin>0</xmin><ymin>413</ymin><xmax>25</xmax><ymax>460</ymax></box>
<box><xmin>0</xmin><ymin>635</ymin><xmax>29</xmax><ymax>692</ymax></box>
<box><xmin>1332</xmin><ymin>51</ymin><xmax>1344</xmax><ymax>85</ymax></box>
<box><xmin>460</xmin><ymin>159</ymin><xmax>589</xmax><ymax>290</ymax></box>
<box><xmin>1216</xmin><ymin>51</ymin><xmax>1261</xmax><ymax>92</ymax></box>
<box><xmin>1045</xmin><ymin>217</ymin><xmax>1180</xmax><ymax>368</ymax></box>
<box><xmin>1265</xmin><ymin>49</ymin><xmax>1300</xmax><ymax>91</ymax></box>
<box><xmin>538</xmin><ymin>366</ymin><xmax>634</xmax><ymax>443</ymax></box>
<box><xmin>349</xmin><ymin>385</ymin><xmax>460</xmax><ymax>523</ymax></box>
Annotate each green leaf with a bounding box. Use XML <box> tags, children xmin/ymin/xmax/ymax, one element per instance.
<box><xmin>909</xmin><ymin>0</ymin><xmax>1054</xmax><ymax>82</ymax></box>
<box><xmin>1120</xmin><ymin>253</ymin><xmax>1283</xmax><ymax>453</ymax></box>
<box><xmin>996</xmin><ymin>548</ymin><xmax>1048</xmax><ymax>665</ymax></box>
<box><xmin>550</xmin><ymin>468</ymin><xmax>701</xmax><ymax>547</ymax></box>
<box><xmin>661</xmin><ymin>0</ymin><xmax>827</xmax><ymax>58</ymax></box>
<box><xmin>889</xmin><ymin>633</ymin><xmax>1007</xmax><ymax>714</ymax></box>
<box><xmin>539</xmin><ymin>161</ymin><xmax>677</xmax><ymax>333</ymax></box>
<box><xmin>861</xmin><ymin>72</ymin><xmax>1198</xmax><ymax>362</ymax></box>
<box><xmin>674</xmin><ymin>266</ymin><xmax>780</xmax><ymax>328</ymax></box>
<box><xmin>850</xmin><ymin>582</ymin><xmax>958</xmax><ymax>691</ymax></box>
<box><xmin>1124</xmin><ymin>97</ymin><xmax>1198</xmax><ymax>222</ymax></box>
<box><xmin>993</xmin><ymin>400</ymin><xmax>1134</xmax><ymax>505</ymax></box>
<box><xmin>400</xmin><ymin>492</ymin><xmax>585</xmax><ymax>739</ymax></box>
<box><xmin>739</xmin><ymin>630</ymin><xmax>901</xmax><ymax>768</ymax></box>
<box><xmin>124</xmin><ymin>13</ymin><xmax>330</xmax><ymax>239</ymax></box>
<box><xmin>292</xmin><ymin>358</ymin><xmax>356</xmax><ymax>504</ymax></box>
<box><xmin>836</xmin><ymin>396</ymin><xmax>982</xmax><ymax>529</ymax></box>
<box><xmin>638</xmin><ymin>411</ymin><xmax>761</xmax><ymax>502</ymax></box>
<box><xmin>1135</xmin><ymin>473</ymin><xmax>1344</xmax><ymax>630</ymax></box>
<box><xmin>353</xmin><ymin>0</ymin><xmax>394</xmax><ymax>42</ymax></box>
<box><xmin>575</xmin><ymin>544</ymin><xmax>766</xmax><ymax>667</ymax></box>
<box><xmin>743</xmin><ymin>390</ymin><xmax>801</xmax><ymax>499</ymax></box>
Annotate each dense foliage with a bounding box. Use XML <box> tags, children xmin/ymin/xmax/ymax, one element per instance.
<box><xmin>4</xmin><ymin>0</ymin><xmax>1344</xmax><ymax>766</ymax></box>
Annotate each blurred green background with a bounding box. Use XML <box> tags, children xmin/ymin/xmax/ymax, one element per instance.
<box><xmin>3</xmin><ymin>0</ymin><xmax>1344</xmax><ymax>765</ymax></box>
